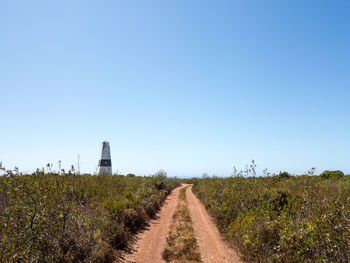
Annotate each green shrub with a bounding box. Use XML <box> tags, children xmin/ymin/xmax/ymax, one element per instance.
<box><xmin>320</xmin><ymin>170</ymin><xmax>344</xmax><ymax>179</ymax></box>
<box><xmin>277</xmin><ymin>171</ymin><xmax>292</xmax><ymax>179</ymax></box>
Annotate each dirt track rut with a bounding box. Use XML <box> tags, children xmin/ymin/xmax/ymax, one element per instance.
<box><xmin>186</xmin><ymin>185</ymin><xmax>242</xmax><ymax>263</ymax></box>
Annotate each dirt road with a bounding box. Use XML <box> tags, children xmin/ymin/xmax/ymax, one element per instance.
<box><xmin>121</xmin><ymin>184</ymin><xmax>242</xmax><ymax>263</ymax></box>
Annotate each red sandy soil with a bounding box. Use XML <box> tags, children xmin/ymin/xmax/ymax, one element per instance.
<box><xmin>121</xmin><ymin>184</ymin><xmax>243</xmax><ymax>263</ymax></box>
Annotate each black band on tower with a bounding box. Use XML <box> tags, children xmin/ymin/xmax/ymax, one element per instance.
<box><xmin>98</xmin><ymin>159</ymin><xmax>112</xmax><ymax>166</ymax></box>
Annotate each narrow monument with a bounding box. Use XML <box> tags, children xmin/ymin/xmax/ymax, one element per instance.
<box><xmin>98</xmin><ymin>141</ymin><xmax>112</xmax><ymax>175</ymax></box>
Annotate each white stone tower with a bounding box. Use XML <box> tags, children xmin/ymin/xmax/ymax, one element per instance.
<box><xmin>98</xmin><ymin>141</ymin><xmax>112</xmax><ymax>175</ymax></box>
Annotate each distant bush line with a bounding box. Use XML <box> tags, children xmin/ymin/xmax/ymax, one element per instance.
<box><xmin>0</xmin><ymin>169</ymin><xmax>180</xmax><ymax>262</ymax></box>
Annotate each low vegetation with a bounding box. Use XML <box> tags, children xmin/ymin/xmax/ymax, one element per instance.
<box><xmin>162</xmin><ymin>186</ymin><xmax>201</xmax><ymax>262</ymax></box>
<box><xmin>192</xmin><ymin>169</ymin><xmax>350</xmax><ymax>262</ymax></box>
<box><xmin>0</xmin><ymin>167</ymin><xmax>179</xmax><ymax>263</ymax></box>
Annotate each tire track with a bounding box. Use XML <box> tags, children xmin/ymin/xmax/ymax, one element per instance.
<box><xmin>186</xmin><ymin>185</ymin><xmax>243</xmax><ymax>263</ymax></box>
<box><xmin>121</xmin><ymin>185</ymin><xmax>186</xmax><ymax>263</ymax></box>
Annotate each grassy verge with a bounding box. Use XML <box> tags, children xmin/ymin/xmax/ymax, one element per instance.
<box><xmin>162</xmin><ymin>186</ymin><xmax>201</xmax><ymax>262</ymax></box>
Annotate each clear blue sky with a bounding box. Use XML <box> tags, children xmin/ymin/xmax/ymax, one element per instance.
<box><xmin>1</xmin><ymin>0</ymin><xmax>349</xmax><ymax>177</ymax></box>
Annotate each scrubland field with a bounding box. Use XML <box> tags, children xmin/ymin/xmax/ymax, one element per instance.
<box><xmin>1</xmin><ymin>168</ymin><xmax>349</xmax><ymax>263</ymax></box>
<box><xmin>0</xmin><ymin>169</ymin><xmax>179</xmax><ymax>262</ymax></box>
<box><xmin>192</xmin><ymin>173</ymin><xmax>350</xmax><ymax>262</ymax></box>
